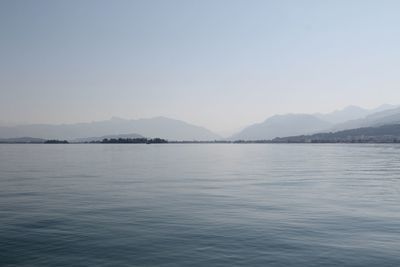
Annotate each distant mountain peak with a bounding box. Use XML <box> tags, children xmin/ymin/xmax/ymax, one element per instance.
<box><xmin>372</xmin><ymin>104</ymin><xmax>398</xmax><ymax>113</ymax></box>
<box><xmin>341</xmin><ymin>105</ymin><xmax>365</xmax><ymax>111</ymax></box>
<box><xmin>231</xmin><ymin>113</ymin><xmax>331</xmax><ymax>141</ymax></box>
<box><xmin>315</xmin><ymin>105</ymin><xmax>378</xmax><ymax>124</ymax></box>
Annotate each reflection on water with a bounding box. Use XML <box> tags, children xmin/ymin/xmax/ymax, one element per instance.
<box><xmin>1</xmin><ymin>144</ymin><xmax>400</xmax><ymax>266</ymax></box>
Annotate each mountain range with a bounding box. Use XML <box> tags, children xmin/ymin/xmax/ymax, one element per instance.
<box><xmin>0</xmin><ymin>117</ymin><xmax>220</xmax><ymax>141</ymax></box>
<box><xmin>313</xmin><ymin>104</ymin><xmax>397</xmax><ymax>124</ymax></box>
<box><xmin>231</xmin><ymin>104</ymin><xmax>399</xmax><ymax>140</ymax></box>
<box><xmin>1</xmin><ymin>104</ymin><xmax>400</xmax><ymax>141</ymax></box>
<box><xmin>331</xmin><ymin>106</ymin><xmax>400</xmax><ymax>131</ymax></box>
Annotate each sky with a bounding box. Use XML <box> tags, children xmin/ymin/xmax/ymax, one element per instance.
<box><xmin>1</xmin><ymin>0</ymin><xmax>400</xmax><ymax>135</ymax></box>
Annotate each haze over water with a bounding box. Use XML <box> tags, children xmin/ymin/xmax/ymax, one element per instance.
<box><xmin>1</xmin><ymin>144</ymin><xmax>400</xmax><ymax>266</ymax></box>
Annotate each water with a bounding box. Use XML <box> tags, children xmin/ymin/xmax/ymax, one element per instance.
<box><xmin>1</xmin><ymin>144</ymin><xmax>400</xmax><ymax>266</ymax></box>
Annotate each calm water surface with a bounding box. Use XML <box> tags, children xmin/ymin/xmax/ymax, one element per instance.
<box><xmin>1</xmin><ymin>144</ymin><xmax>400</xmax><ymax>266</ymax></box>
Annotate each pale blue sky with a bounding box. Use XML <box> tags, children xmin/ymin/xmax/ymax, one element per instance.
<box><xmin>1</xmin><ymin>0</ymin><xmax>400</xmax><ymax>134</ymax></box>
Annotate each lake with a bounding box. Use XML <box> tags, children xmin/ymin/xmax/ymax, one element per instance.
<box><xmin>1</xmin><ymin>144</ymin><xmax>400</xmax><ymax>266</ymax></box>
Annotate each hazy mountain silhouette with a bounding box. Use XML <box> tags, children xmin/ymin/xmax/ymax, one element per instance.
<box><xmin>231</xmin><ymin>114</ymin><xmax>332</xmax><ymax>141</ymax></box>
<box><xmin>314</xmin><ymin>105</ymin><xmax>370</xmax><ymax>124</ymax></box>
<box><xmin>0</xmin><ymin>117</ymin><xmax>221</xmax><ymax>141</ymax></box>
<box><xmin>331</xmin><ymin>106</ymin><xmax>400</xmax><ymax>132</ymax></box>
<box><xmin>231</xmin><ymin>104</ymin><xmax>398</xmax><ymax>141</ymax></box>
<box><xmin>2</xmin><ymin>105</ymin><xmax>399</xmax><ymax>141</ymax></box>
<box><xmin>314</xmin><ymin>104</ymin><xmax>398</xmax><ymax>124</ymax></box>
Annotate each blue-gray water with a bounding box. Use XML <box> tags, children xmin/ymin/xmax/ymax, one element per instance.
<box><xmin>1</xmin><ymin>144</ymin><xmax>400</xmax><ymax>266</ymax></box>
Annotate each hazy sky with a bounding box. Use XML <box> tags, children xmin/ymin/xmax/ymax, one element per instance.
<box><xmin>1</xmin><ymin>0</ymin><xmax>400</xmax><ymax>134</ymax></box>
